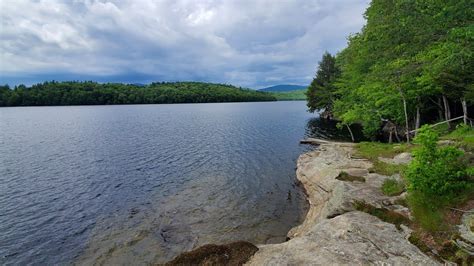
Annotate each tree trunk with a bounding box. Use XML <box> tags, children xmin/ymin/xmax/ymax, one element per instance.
<box><xmin>346</xmin><ymin>124</ymin><xmax>355</xmax><ymax>142</ymax></box>
<box><xmin>438</xmin><ymin>97</ymin><xmax>443</xmax><ymax>121</ymax></box>
<box><xmin>388</xmin><ymin>130</ymin><xmax>393</xmax><ymax>144</ymax></box>
<box><xmin>461</xmin><ymin>98</ymin><xmax>468</xmax><ymax>125</ymax></box>
<box><xmin>401</xmin><ymin>93</ymin><xmax>410</xmax><ymax>143</ymax></box>
<box><xmin>415</xmin><ymin>106</ymin><xmax>420</xmax><ymax>136</ymax></box>
<box><xmin>394</xmin><ymin>126</ymin><xmax>401</xmax><ymax>142</ymax></box>
<box><xmin>442</xmin><ymin>95</ymin><xmax>452</xmax><ymax>129</ymax></box>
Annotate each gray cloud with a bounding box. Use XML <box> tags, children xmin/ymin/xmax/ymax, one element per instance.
<box><xmin>0</xmin><ymin>0</ymin><xmax>368</xmax><ymax>88</ymax></box>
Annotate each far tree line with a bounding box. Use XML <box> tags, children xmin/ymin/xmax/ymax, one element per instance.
<box><xmin>0</xmin><ymin>81</ymin><xmax>276</xmax><ymax>106</ymax></box>
<box><xmin>306</xmin><ymin>0</ymin><xmax>473</xmax><ymax>141</ymax></box>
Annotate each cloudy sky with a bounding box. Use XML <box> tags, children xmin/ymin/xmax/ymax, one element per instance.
<box><xmin>0</xmin><ymin>0</ymin><xmax>368</xmax><ymax>88</ymax></box>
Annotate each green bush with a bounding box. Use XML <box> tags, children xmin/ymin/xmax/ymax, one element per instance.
<box><xmin>406</xmin><ymin>126</ymin><xmax>472</xmax><ymax>202</ymax></box>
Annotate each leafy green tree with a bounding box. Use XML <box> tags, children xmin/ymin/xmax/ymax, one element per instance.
<box><xmin>329</xmin><ymin>0</ymin><xmax>472</xmax><ymax>139</ymax></box>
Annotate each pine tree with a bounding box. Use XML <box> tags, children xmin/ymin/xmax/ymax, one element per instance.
<box><xmin>306</xmin><ymin>52</ymin><xmax>340</xmax><ymax>118</ymax></box>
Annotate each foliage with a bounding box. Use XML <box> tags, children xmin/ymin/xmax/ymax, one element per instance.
<box><xmin>405</xmin><ymin>126</ymin><xmax>473</xmax><ymax>234</ymax></box>
<box><xmin>0</xmin><ymin>81</ymin><xmax>276</xmax><ymax>107</ymax></box>
<box><xmin>306</xmin><ymin>52</ymin><xmax>340</xmax><ymax>113</ymax></box>
<box><xmin>259</xmin><ymin>85</ymin><xmax>306</xmax><ymax>92</ymax></box>
<box><xmin>270</xmin><ymin>89</ymin><xmax>307</xmax><ymax>101</ymax></box>
<box><xmin>307</xmin><ymin>0</ymin><xmax>473</xmax><ymax>138</ymax></box>
<box><xmin>406</xmin><ymin>126</ymin><xmax>472</xmax><ymax>201</ymax></box>
<box><xmin>381</xmin><ymin>178</ymin><xmax>405</xmax><ymax>196</ymax></box>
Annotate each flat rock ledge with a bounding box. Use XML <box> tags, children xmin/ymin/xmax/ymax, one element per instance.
<box><xmin>247</xmin><ymin>142</ymin><xmax>438</xmax><ymax>265</ymax></box>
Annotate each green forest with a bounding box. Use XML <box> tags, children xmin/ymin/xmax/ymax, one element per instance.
<box><xmin>307</xmin><ymin>0</ymin><xmax>473</xmax><ymax>140</ymax></box>
<box><xmin>305</xmin><ymin>1</ymin><xmax>474</xmax><ymax>262</ymax></box>
<box><xmin>270</xmin><ymin>89</ymin><xmax>307</xmax><ymax>101</ymax></box>
<box><xmin>0</xmin><ymin>81</ymin><xmax>276</xmax><ymax>106</ymax></box>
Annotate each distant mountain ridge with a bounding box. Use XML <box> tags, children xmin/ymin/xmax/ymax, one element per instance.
<box><xmin>259</xmin><ymin>84</ymin><xmax>307</xmax><ymax>92</ymax></box>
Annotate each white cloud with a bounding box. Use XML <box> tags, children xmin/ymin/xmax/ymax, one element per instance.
<box><xmin>0</xmin><ymin>0</ymin><xmax>369</xmax><ymax>87</ymax></box>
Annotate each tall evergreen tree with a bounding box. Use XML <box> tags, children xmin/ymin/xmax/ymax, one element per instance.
<box><xmin>306</xmin><ymin>52</ymin><xmax>340</xmax><ymax>117</ymax></box>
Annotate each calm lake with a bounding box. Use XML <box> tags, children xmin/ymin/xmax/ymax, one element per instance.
<box><xmin>0</xmin><ymin>101</ymin><xmax>355</xmax><ymax>265</ymax></box>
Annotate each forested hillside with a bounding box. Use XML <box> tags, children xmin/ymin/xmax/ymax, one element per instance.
<box><xmin>307</xmin><ymin>0</ymin><xmax>473</xmax><ymax>140</ymax></box>
<box><xmin>270</xmin><ymin>89</ymin><xmax>307</xmax><ymax>101</ymax></box>
<box><xmin>260</xmin><ymin>85</ymin><xmax>307</xmax><ymax>92</ymax></box>
<box><xmin>0</xmin><ymin>81</ymin><xmax>276</xmax><ymax>106</ymax></box>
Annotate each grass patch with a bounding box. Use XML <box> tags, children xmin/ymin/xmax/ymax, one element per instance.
<box><xmin>407</xmin><ymin>192</ymin><xmax>445</xmax><ymax>232</ymax></box>
<box><xmin>381</xmin><ymin>178</ymin><xmax>405</xmax><ymax>196</ymax></box>
<box><xmin>394</xmin><ymin>198</ymin><xmax>408</xmax><ymax>207</ymax></box>
<box><xmin>355</xmin><ymin>142</ymin><xmax>412</xmax><ymax>161</ymax></box>
<box><xmin>354</xmin><ymin>201</ymin><xmax>410</xmax><ymax>229</ymax></box>
<box><xmin>355</xmin><ymin>142</ymin><xmax>411</xmax><ymax>175</ymax></box>
<box><xmin>441</xmin><ymin>124</ymin><xmax>474</xmax><ymax>151</ymax></box>
<box><xmin>336</xmin><ymin>171</ymin><xmax>366</xmax><ymax>182</ymax></box>
<box><xmin>369</xmin><ymin>160</ymin><xmax>407</xmax><ymax>176</ymax></box>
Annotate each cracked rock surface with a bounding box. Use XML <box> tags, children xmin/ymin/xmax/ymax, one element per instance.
<box><xmin>247</xmin><ymin>143</ymin><xmax>439</xmax><ymax>265</ymax></box>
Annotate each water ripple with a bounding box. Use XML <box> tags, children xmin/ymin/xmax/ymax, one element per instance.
<box><xmin>0</xmin><ymin>102</ymin><xmax>354</xmax><ymax>265</ymax></box>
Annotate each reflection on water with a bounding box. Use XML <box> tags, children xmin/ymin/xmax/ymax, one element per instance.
<box><xmin>0</xmin><ymin>102</ymin><xmax>359</xmax><ymax>265</ymax></box>
<box><xmin>305</xmin><ymin>117</ymin><xmax>366</xmax><ymax>142</ymax></box>
<box><xmin>1</xmin><ymin>102</ymin><xmax>315</xmax><ymax>265</ymax></box>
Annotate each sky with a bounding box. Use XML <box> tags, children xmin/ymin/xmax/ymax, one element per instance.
<box><xmin>0</xmin><ymin>0</ymin><xmax>369</xmax><ymax>88</ymax></box>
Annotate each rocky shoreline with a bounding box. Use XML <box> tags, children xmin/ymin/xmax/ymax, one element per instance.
<box><xmin>167</xmin><ymin>140</ymin><xmax>474</xmax><ymax>265</ymax></box>
<box><xmin>246</xmin><ymin>141</ymin><xmax>438</xmax><ymax>265</ymax></box>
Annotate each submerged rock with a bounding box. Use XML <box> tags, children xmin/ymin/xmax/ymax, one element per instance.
<box><xmin>164</xmin><ymin>241</ymin><xmax>258</xmax><ymax>266</ymax></box>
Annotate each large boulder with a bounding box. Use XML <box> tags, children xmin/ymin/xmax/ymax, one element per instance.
<box><xmin>247</xmin><ymin>211</ymin><xmax>439</xmax><ymax>265</ymax></box>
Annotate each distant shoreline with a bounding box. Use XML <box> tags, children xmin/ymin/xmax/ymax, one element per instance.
<box><xmin>0</xmin><ymin>81</ymin><xmax>276</xmax><ymax>107</ymax></box>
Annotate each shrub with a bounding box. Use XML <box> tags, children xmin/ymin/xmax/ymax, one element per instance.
<box><xmin>405</xmin><ymin>126</ymin><xmax>472</xmax><ymax>202</ymax></box>
<box><xmin>406</xmin><ymin>126</ymin><xmax>473</xmax><ymax>232</ymax></box>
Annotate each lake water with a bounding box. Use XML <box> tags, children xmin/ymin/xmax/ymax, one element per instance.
<box><xmin>0</xmin><ymin>101</ymin><xmax>355</xmax><ymax>265</ymax></box>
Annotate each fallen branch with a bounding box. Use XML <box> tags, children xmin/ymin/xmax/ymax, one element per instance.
<box><xmin>409</xmin><ymin>116</ymin><xmax>467</xmax><ymax>134</ymax></box>
<box><xmin>447</xmin><ymin>207</ymin><xmax>474</xmax><ymax>213</ymax></box>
